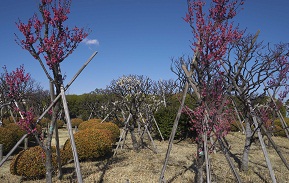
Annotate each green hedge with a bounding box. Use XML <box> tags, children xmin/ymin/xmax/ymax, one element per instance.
<box><xmin>154</xmin><ymin>106</ymin><xmax>192</xmax><ymax>140</ymax></box>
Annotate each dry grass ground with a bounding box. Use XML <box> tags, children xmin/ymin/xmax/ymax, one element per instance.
<box><xmin>1</xmin><ymin>128</ymin><xmax>289</xmax><ymax>183</ymax></box>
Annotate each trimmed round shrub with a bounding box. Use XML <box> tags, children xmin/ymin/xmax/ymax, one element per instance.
<box><xmin>56</xmin><ymin>119</ymin><xmax>64</xmax><ymax>128</ymax></box>
<box><xmin>94</xmin><ymin>122</ymin><xmax>120</xmax><ymax>142</ymax></box>
<box><xmin>70</xmin><ymin>118</ymin><xmax>84</xmax><ymax>127</ymax></box>
<box><xmin>5</xmin><ymin>123</ymin><xmax>26</xmax><ymax>140</ymax></box>
<box><xmin>63</xmin><ymin>128</ymin><xmax>113</xmax><ymax>161</ymax></box>
<box><xmin>37</xmin><ymin>117</ymin><xmax>64</xmax><ymax>129</ymax></box>
<box><xmin>87</xmin><ymin>118</ymin><xmax>103</xmax><ymax>123</ymax></box>
<box><xmin>274</xmin><ymin>118</ymin><xmax>289</xmax><ymax>128</ymax></box>
<box><xmin>0</xmin><ymin>127</ymin><xmax>17</xmax><ymax>154</ymax></box>
<box><xmin>78</xmin><ymin>119</ymin><xmax>101</xmax><ymax>130</ymax></box>
<box><xmin>37</xmin><ymin>117</ymin><xmax>51</xmax><ymax>128</ymax></box>
<box><xmin>78</xmin><ymin>121</ymin><xmax>120</xmax><ymax>142</ymax></box>
<box><xmin>273</xmin><ymin>118</ymin><xmax>289</xmax><ymax>137</ymax></box>
<box><xmin>2</xmin><ymin>116</ymin><xmax>20</xmax><ymax>126</ymax></box>
<box><xmin>4</xmin><ymin>123</ymin><xmax>42</xmax><ymax>142</ymax></box>
<box><xmin>274</xmin><ymin>125</ymin><xmax>286</xmax><ymax>137</ymax></box>
<box><xmin>10</xmin><ymin>146</ymin><xmax>58</xmax><ymax>179</ymax></box>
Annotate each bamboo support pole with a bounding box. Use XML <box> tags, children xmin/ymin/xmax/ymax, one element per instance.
<box><xmin>114</xmin><ymin>113</ymin><xmax>131</xmax><ymax>156</ymax></box>
<box><xmin>24</xmin><ymin>138</ymin><xmax>28</xmax><ymax>150</ymax></box>
<box><xmin>260</xmin><ymin>124</ymin><xmax>289</xmax><ymax>170</ymax></box>
<box><xmin>232</xmin><ymin>99</ymin><xmax>245</xmax><ymax>134</ymax></box>
<box><xmin>101</xmin><ymin>109</ymin><xmax>115</xmax><ymax>123</ymax></box>
<box><xmin>64</xmin><ymin>51</ymin><xmax>97</xmax><ymax>91</ymax></box>
<box><xmin>121</xmin><ymin>114</ymin><xmax>131</xmax><ymax>149</ymax></box>
<box><xmin>182</xmin><ymin>64</ymin><xmax>213</xmax><ymax>183</ymax></box>
<box><xmin>152</xmin><ymin>115</ymin><xmax>164</xmax><ymax>141</ymax></box>
<box><xmin>218</xmin><ymin>138</ymin><xmax>242</xmax><ymax>183</ymax></box>
<box><xmin>248</xmin><ymin>101</ymin><xmax>277</xmax><ymax>183</ymax></box>
<box><xmin>61</xmin><ymin>86</ymin><xmax>82</xmax><ymax>183</ymax></box>
<box><xmin>159</xmin><ymin>82</ymin><xmax>189</xmax><ymax>183</ymax></box>
<box><xmin>139</xmin><ymin>113</ymin><xmax>158</xmax><ymax>153</ymax></box>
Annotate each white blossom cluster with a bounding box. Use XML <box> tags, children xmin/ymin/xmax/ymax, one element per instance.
<box><xmin>116</xmin><ymin>76</ymin><xmax>141</xmax><ymax>92</ymax></box>
<box><xmin>145</xmin><ymin>95</ymin><xmax>164</xmax><ymax>112</ymax></box>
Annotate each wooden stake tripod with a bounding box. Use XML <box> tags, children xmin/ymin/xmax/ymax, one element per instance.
<box><xmin>113</xmin><ymin>111</ymin><xmax>160</xmax><ymax>156</ymax></box>
<box><xmin>143</xmin><ymin>104</ymin><xmax>164</xmax><ymax>142</ymax></box>
<box><xmin>114</xmin><ymin>113</ymin><xmax>131</xmax><ymax>156</ymax></box>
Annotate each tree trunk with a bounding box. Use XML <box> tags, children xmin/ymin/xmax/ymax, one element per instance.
<box><xmin>45</xmin><ymin>72</ymin><xmax>61</xmax><ymax>182</ymax></box>
<box><xmin>241</xmin><ymin>118</ymin><xmax>252</xmax><ymax>172</ymax></box>
<box><xmin>45</xmin><ymin>99</ymin><xmax>60</xmax><ymax>182</ymax></box>
<box><xmin>50</xmin><ymin>81</ymin><xmax>62</xmax><ymax>180</ymax></box>
<box><xmin>195</xmin><ymin>142</ymin><xmax>205</xmax><ymax>183</ymax></box>
<box><xmin>45</xmin><ymin>147</ymin><xmax>53</xmax><ymax>183</ymax></box>
<box><xmin>129</xmin><ymin>123</ymin><xmax>139</xmax><ymax>151</ymax></box>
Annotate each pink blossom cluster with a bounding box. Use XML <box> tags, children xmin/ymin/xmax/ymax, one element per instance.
<box><xmin>17</xmin><ymin>108</ymin><xmax>37</xmax><ymax>135</ymax></box>
<box><xmin>267</xmin><ymin>55</ymin><xmax>289</xmax><ymax>101</ymax></box>
<box><xmin>184</xmin><ymin>0</ymin><xmax>244</xmax><ymax>66</ymax></box>
<box><xmin>16</xmin><ymin>0</ymin><xmax>88</xmax><ymax>69</ymax></box>
<box><xmin>278</xmin><ymin>87</ymin><xmax>289</xmax><ymax>101</ymax></box>
<box><xmin>183</xmin><ymin>77</ymin><xmax>233</xmax><ymax>142</ymax></box>
<box><xmin>184</xmin><ymin>103</ymin><xmax>232</xmax><ymax>142</ymax></box>
<box><xmin>257</xmin><ymin>106</ymin><xmax>274</xmax><ymax>130</ymax></box>
<box><xmin>3</xmin><ymin>65</ymin><xmax>30</xmax><ymax>100</ymax></box>
<box><xmin>16</xmin><ymin>15</ymin><xmax>41</xmax><ymax>50</ymax></box>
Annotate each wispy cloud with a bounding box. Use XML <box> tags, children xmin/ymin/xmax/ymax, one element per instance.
<box><xmin>82</xmin><ymin>38</ymin><xmax>99</xmax><ymax>46</ymax></box>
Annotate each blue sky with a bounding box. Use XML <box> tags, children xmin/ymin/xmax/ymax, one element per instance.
<box><xmin>1</xmin><ymin>0</ymin><xmax>289</xmax><ymax>95</ymax></box>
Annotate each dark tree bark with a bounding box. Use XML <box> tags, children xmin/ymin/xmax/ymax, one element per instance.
<box><xmin>129</xmin><ymin>123</ymin><xmax>139</xmax><ymax>151</ymax></box>
<box><xmin>195</xmin><ymin>142</ymin><xmax>205</xmax><ymax>183</ymax></box>
<box><xmin>241</xmin><ymin>118</ymin><xmax>252</xmax><ymax>172</ymax></box>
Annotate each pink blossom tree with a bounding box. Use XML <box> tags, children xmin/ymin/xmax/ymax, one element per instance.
<box><xmin>161</xmin><ymin>1</ymin><xmax>244</xmax><ymax>182</ymax></box>
<box><xmin>174</xmin><ymin>0</ymin><xmax>289</xmax><ymax>181</ymax></box>
<box><xmin>176</xmin><ymin>0</ymin><xmax>244</xmax><ymax>181</ymax></box>
<box><xmin>182</xmin><ymin>0</ymin><xmax>289</xmax><ymax>180</ymax></box>
<box><xmin>1</xmin><ymin>65</ymin><xmax>49</xmax><ymax>128</ymax></box>
<box><xmin>1</xmin><ymin>65</ymin><xmax>37</xmax><ymax>131</ymax></box>
<box><xmin>15</xmin><ymin>0</ymin><xmax>88</xmax><ymax>181</ymax></box>
<box><xmin>2</xmin><ymin>65</ymin><xmax>30</xmax><ymax>101</ymax></box>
